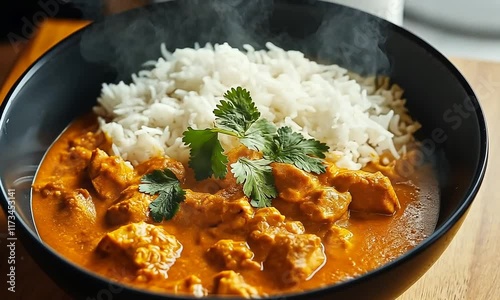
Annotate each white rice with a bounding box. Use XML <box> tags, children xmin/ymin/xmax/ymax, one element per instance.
<box><xmin>94</xmin><ymin>42</ymin><xmax>420</xmax><ymax>170</ymax></box>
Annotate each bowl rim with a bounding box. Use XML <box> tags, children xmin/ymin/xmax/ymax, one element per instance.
<box><xmin>0</xmin><ymin>0</ymin><xmax>489</xmax><ymax>299</ymax></box>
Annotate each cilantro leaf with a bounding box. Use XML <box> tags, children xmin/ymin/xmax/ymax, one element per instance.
<box><xmin>139</xmin><ymin>169</ymin><xmax>186</xmax><ymax>222</ymax></box>
<box><xmin>139</xmin><ymin>168</ymin><xmax>177</xmax><ymax>195</ymax></box>
<box><xmin>182</xmin><ymin>128</ymin><xmax>228</xmax><ymax>180</ymax></box>
<box><xmin>214</xmin><ymin>87</ymin><xmax>261</xmax><ymax>135</ymax></box>
<box><xmin>149</xmin><ymin>191</ymin><xmax>182</xmax><ymax>222</ymax></box>
<box><xmin>240</xmin><ymin>118</ymin><xmax>277</xmax><ymax>152</ymax></box>
<box><xmin>231</xmin><ymin>158</ymin><xmax>277</xmax><ymax>208</ymax></box>
<box><xmin>264</xmin><ymin>126</ymin><xmax>330</xmax><ymax>174</ymax></box>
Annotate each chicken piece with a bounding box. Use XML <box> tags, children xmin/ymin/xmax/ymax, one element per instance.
<box><xmin>248</xmin><ymin>209</ymin><xmax>325</xmax><ymax>284</ymax></box>
<box><xmin>212</xmin><ymin>270</ymin><xmax>260</xmax><ymax>298</ymax></box>
<box><xmin>207</xmin><ymin>240</ymin><xmax>260</xmax><ymax>270</ymax></box>
<box><xmin>135</xmin><ymin>156</ymin><xmax>186</xmax><ymax>183</ymax></box>
<box><xmin>333</xmin><ymin>210</ymin><xmax>351</xmax><ymax>227</ymax></box>
<box><xmin>215</xmin><ymin>183</ymin><xmax>246</xmax><ymax>202</ymax></box>
<box><xmin>69</xmin><ymin>131</ymin><xmax>106</xmax><ymax>150</ymax></box>
<box><xmin>299</xmin><ymin>187</ymin><xmax>351</xmax><ymax>222</ymax></box>
<box><xmin>264</xmin><ymin>233</ymin><xmax>325</xmax><ymax>286</ymax></box>
<box><xmin>88</xmin><ymin>149</ymin><xmax>137</xmax><ymax>202</ymax></box>
<box><xmin>106</xmin><ymin>185</ymin><xmax>154</xmax><ymax>226</ymax></box>
<box><xmin>248</xmin><ymin>208</ymin><xmax>305</xmax><ymax>259</ymax></box>
<box><xmin>33</xmin><ymin>181</ymin><xmax>65</xmax><ymax>198</ymax></box>
<box><xmin>249</xmin><ymin>207</ymin><xmax>304</xmax><ymax>235</ymax></box>
<box><xmin>97</xmin><ymin>222</ymin><xmax>182</xmax><ymax>281</ymax></box>
<box><xmin>59</xmin><ymin>188</ymin><xmax>96</xmax><ymax>224</ymax></box>
<box><xmin>272</xmin><ymin>163</ymin><xmax>351</xmax><ymax>223</ymax></box>
<box><xmin>250</xmin><ymin>207</ymin><xmax>284</xmax><ymax>226</ymax></box>
<box><xmin>167</xmin><ymin>275</ymin><xmax>207</xmax><ymax>298</ymax></box>
<box><xmin>323</xmin><ymin>225</ymin><xmax>353</xmax><ymax>250</ymax></box>
<box><xmin>272</xmin><ymin>163</ymin><xmax>320</xmax><ymax>202</ymax></box>
<box><xmin>323</xmin><ymin>167</ymin><xmax>400</xmax><ymax>215</ymax></box>
<box><xmin>66</xmin><ymin>146</ymin><xmax>93</xmax><ymax>171</ymax></box>
<box><xmin>174</xmin><ymin>191</ymin><xmax>254</xmax><ymax>232</ymax></box>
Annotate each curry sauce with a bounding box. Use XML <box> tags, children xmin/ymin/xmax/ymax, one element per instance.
<box><xmin>32</xmin><ymin>113</ymin><xmax>439</xmax><ymax>297</ymax></box>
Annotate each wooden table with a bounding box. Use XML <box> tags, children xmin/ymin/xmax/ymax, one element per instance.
<box><xmin>1</xmin><ymin>20</ymin><xmax>499</xmax><ymax>300</ymax></box>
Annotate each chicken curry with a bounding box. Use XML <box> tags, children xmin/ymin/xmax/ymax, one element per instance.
<box><xmin>32</xmin><ymin>113</ymin><xmax>439</xmax><ymax>298</ymax></box>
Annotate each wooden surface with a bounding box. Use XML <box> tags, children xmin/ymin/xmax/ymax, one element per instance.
<box><xmin>397</xmin><ymin>59</ymin><xmax>500</xmax><ymax>300</ymax></box>
<box><xmin>1</xmin><ymin>20</ymin><xmax>499</xmax><ymax>300</ymax></box>
<box><xmin>0</xmin><ymin>19</ymin><xmax>90</xmax><ymax>102</ymax></box>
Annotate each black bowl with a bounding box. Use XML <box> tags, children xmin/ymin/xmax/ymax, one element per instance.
<box><xmin>0</xmin><ymin>0</ymin><xmax>488</xmax><ymax>299</ymax></box>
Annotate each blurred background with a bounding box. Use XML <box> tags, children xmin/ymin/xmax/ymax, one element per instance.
<box><xmin>1</xmin><ymin>0</ymin><xmax>499</xmax><ymax>85</ymax></box>
<box><xmin>405</xmin><ymin>0</ymin><xmax>500</xmax><ymax>62</ymax></box>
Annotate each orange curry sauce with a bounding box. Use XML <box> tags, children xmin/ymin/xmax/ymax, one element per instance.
<box><xmin>32</xmin><ymin>114</ymin><xmax>439</xmax><ymax>297</ymax></box>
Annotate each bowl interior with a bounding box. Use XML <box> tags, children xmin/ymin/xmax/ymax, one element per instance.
<box><xmin>0</xmin><ymin>0</ymin><xmax>487</xmax><ymax>299</ymax></box>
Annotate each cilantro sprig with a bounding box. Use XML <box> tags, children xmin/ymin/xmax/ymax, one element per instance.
<box><xmin>141</xmin><ymin>86</ymin><xmax>330</xmax><ymax>222</ymax></box>
<box><xmin>183</xmin><ymin>87</ymin><xmax>329</xmax><ymax>209</ymax></box>
<box><xmin>183</xmin><ymin>87</ymin><xmax>276</xmax><ymax>180</ymax></box>
<box><xmin>139</xmin><ymin>169</ymin><xmax>186</xmax><ymax>222</ymax></box>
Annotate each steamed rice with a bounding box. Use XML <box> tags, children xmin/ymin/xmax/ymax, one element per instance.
<box><xmin>94</xmin><ymin>42</ymin><xmax>420</xmax><ymax>170</ymax></box>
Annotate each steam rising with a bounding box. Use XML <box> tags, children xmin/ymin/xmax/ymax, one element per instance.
<box><xmin>310</xmin><ymin>6</ymin><xmax>390</xmax><ymax>75</ymax></box>
<box><xmin>80</xmin><ymin>0</ymin><xmax>391</xmax><ymax>80</ymax></box>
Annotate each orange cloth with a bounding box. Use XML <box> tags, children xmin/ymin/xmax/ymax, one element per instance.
<box><xmin>0</xmin><ymin>19</ymin><xmax>91</xmax><ymax>103</ymax></box>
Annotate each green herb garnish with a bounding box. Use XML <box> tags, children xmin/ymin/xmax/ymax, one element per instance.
<box><xmin>231</xmin><ymin>158</ymin><xmax>277</xmax><ymax>208</ymax></box>
<box><xmin>213</xmin><ymin>87</ymin><xmax>277</xmax><ymax>152</ymax></box>
<box><xmin>264</xmin><ymin>126</ymin><xmax>329</xmax><ymax>174</ymax></box>
<box><xmin>182</xmin><ymin>128</ymin><xmax>228</xmax><ymax>180</ymax></box>
<box><xmin>183</xmin><ymin>87</ymin><xmax>329</xmax><ymax>208</ymax></box>
<box><xmin>139</xmin><ymin>169</ymin><xmax>186</xmax><ymax>222</ymax></box>
<box><xmin>142</xmin><ymin>86</ymin><xmax>330</xmax><ymax>222</ymax></box>
<box><xmin>182</xmin><ymin>87</ymin><xmax>276</xmax><ymax>180</ymax></box>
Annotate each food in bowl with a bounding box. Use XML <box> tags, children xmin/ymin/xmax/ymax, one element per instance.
<box><xmin>31</xmin><ymin>43</ymin><xmax>439</xmax><ymax>297</ymax></box>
